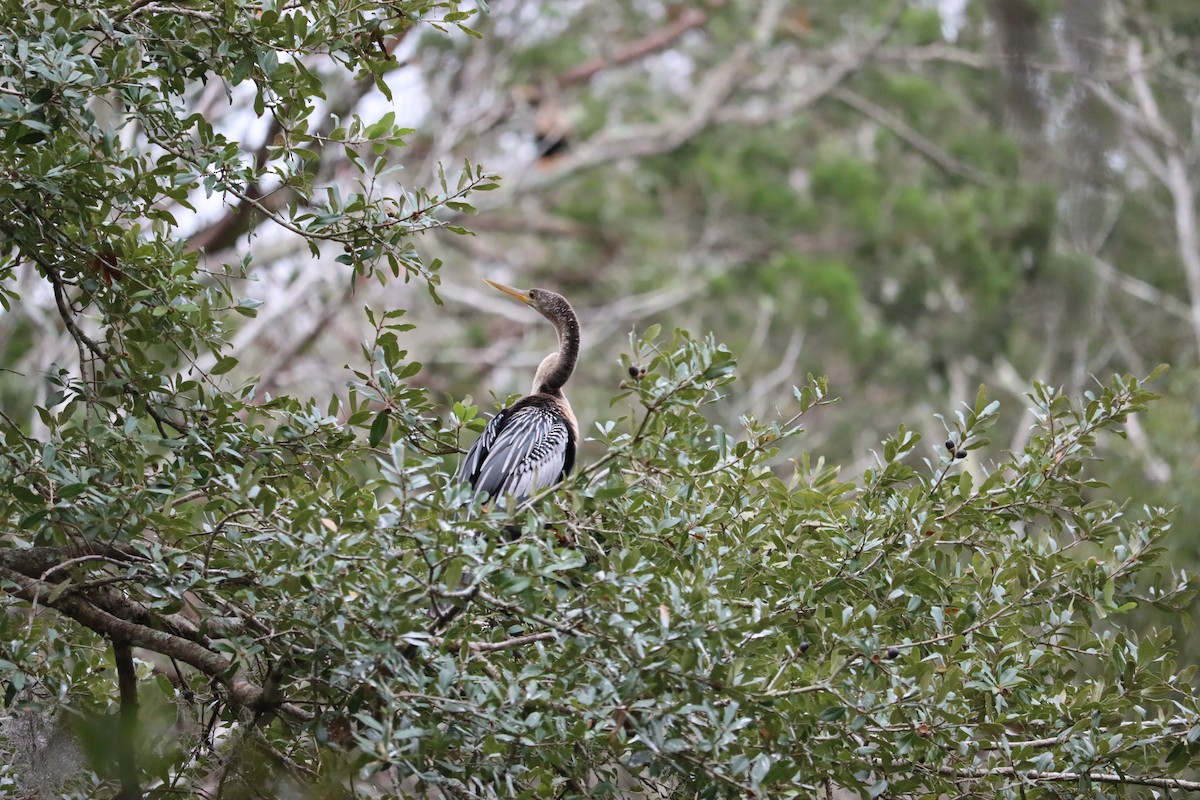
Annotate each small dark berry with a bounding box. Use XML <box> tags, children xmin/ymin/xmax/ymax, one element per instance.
<box><xmin>798</xmin><ymin>641</ymin><xmax>810</xmax><ymax>654</ymax></box>
<box><xmin>628</xmin><ymin>365</ymin><xmax>640</xmax><ymax>379</ymax></box>
<box><xmin>956</xmin><ymin>449</ymin><xmax>968</xmax><ymax>460</ymax></box>
<box><xmin>944</xmin><ymin>439</ymin><xmax>955</xmax><ymax>452</ymax></box>
<box><xmin>886</xmin><ymin>647</ymin><xmax>901</xmax><ymax>660</ymax></box>
<box><xmin>200</xmin><ymin>414</ymin><xmax>210</xmax><ymax>424</ymax></box>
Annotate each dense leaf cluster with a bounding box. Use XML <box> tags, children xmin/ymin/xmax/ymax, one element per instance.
<box><xmin>1</xmin><ymin>2</ymin><xmax>1198</xmax><ymax>798</ymax></box>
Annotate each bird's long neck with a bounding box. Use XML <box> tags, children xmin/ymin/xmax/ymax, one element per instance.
<box><xmin>534</xmin><ymin>310</ymin><xmax>580</xmax><ymax>395</ymax></box>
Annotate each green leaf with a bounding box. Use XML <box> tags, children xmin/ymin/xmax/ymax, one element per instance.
<box><xmin>818</xmin><ymin>705</ymin><xmax>846</xmax><ymax>722</ymax></box>
<box><xmin>210</xmin><ymin>356</ymin><xmax>238</xmax><ymax>375</ymax></box>
<box><xmin>368</xmin><ymin>410</ymin><xmax>390</xmax><ymax>447</ymax></box>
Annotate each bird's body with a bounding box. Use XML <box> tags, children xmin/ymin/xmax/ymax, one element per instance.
<box><xmin>458</xmin><ymin>282</ymin><xmax>580</xmax><ymax>504</ymax></box>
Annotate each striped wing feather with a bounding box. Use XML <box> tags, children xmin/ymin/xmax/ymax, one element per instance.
<box><xmin>457</xmin><ymin>407</ymin><xmax>509</xmax><ymax>487</ymax></box>
<box><xmin>460</xmin><ymin>401</ymin><xmax>574</xmax><ymax>503</ymax></box>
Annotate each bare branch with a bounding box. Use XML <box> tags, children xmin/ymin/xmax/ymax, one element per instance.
<box><xmin>556</xmin><ymin>4</ymin><xmax>723</xmax><ymax>88</ymax></box>
<box><xmin>743</xmin><ymin>328</ymin><xmax>805</xmax><ymax>416</ymax></box>
<box><xmin>716</xmin><ymin>6</ymin><xmax>904</xmax><ymax>127</ymax></box>
<box><xmin>831</xmin><ymin>87</ymin><xmax>994</xmax><ymax>185</ymax></box>
<box><xmin>1125</xmin><ymin>40</ymin><xmax>1200</xmax><ymax>359</ymax></box>
<box><xmin>873</xmin><ymin>42</ymin><xmax>1175</xmax><ymax>82</ymax></box>
<box><xmin>537</xmin><ymin>44</ymin><xmax>756</xmax><ymax>177</ymax></box>
<box><xmin>1091</xmin><ymin>256</ymin><xmax>1192</xmax><ymax>320</ymax></box>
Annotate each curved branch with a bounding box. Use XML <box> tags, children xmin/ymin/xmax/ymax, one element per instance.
<box><xmin>38</xmin><ymin>258</ymin><xmax>187</xmax><ymax>434</ymax></box>
<box><xmin>0</xmin><ymin>565</ymin><xmax>313</xmax><ymax>722</ymax></box>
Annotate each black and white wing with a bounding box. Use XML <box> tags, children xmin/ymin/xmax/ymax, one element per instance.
<box><xmin>460</xmin><ymin>402</ymin><xmax>575</xmax><ymax>503</ymax></box>
<box><xmin>456</xmin><ymin>406</ymin><xmax>510</xmax><ymax>488</ymax></box>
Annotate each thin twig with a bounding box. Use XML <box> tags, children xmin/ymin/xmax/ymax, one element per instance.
<box><xmin>832</xmin><ymin>87</ymin><xmax>994</xmax><ymax>185</ymax></box>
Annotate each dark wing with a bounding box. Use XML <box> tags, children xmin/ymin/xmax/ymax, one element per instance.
<box><xmin>466</xmin><ymin>403</ymin><xmax>574</xmax><ymax>503</ymax></box>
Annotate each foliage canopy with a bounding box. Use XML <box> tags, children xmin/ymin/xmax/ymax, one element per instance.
<box><xmin>1</xmin><ymin>1</ymin><xmax>1199</xmax><ymax>798</ymax></box>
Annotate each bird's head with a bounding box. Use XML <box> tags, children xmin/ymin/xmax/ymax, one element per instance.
<box><xmin>485</xmin><ymin>279</ymin><xmax>579</xmax><ymax>395</ymax></box>
<box><xmin>480</xmin><ymin>278</ymin><xmax>568</xmax><ymax>321</ymax></box>
<box><xmin>484</xmin><ymin>280</ymin><xmax>572</xmax><ymax>326</ymax></box>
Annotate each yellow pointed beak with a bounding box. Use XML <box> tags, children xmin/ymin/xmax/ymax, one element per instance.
<box><xmin>484</xmin><ymin>279</ymin><xmax>534</xmax><ymax>306</ymax></box>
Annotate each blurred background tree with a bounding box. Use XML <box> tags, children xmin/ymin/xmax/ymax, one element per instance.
<box><xmin>3</xmin><ymin>0</ymin><xmax>1200</xmax><ymax>797</ymax></box>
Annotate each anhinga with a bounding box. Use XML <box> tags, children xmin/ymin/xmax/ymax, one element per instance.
<box><xmin>458</xmin><ymin>280</ymin><xmax>579</xmax><ymax>504</ymax></box>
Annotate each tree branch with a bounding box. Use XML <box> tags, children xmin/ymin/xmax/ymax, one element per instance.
<box><xmin>556</xmin><ymin>3</ymin><xmax>725</xmax><ymax>88</ymax></box>
<box><xmin>1091</xmin><ymin>255</ymin><xmax>1193</xmax><ymax>320</ymax></box>
<box><xmin>924</xmin><ymin>762</ymin><xmax>1200</xmax><ymax>792</ymax></box>
<box><xmin>715</xmin><ymin>5</ymin><xmax>904</xmax><ymax>128</ymax></box>
<box><xmin>537</xmin><ymin>43</ymin><xmax>756</xmax><ymax>177</ymax></box>
<box><xmin>0</xmin><ymin>565</ymin><xmax>313</xmax><ymax>722</ymax></box>
<box><xmin>0</xmin><ymin>542</ymin><xmax>141</xmax><ymax>578</ymax></box>
<box><xmin>1087</xmin><ymin>40</ymin><xmax>1200</xmax><ymax>358</ymax></box>
<box><xmin>1123</xmin><ymin>41</ymin><xmax>1200</xmax><ymax>360</ymax></box>
<box><xmin>831</xmin><ymin>87</ymin><xmax>994</xmax><ymax>185</ymax></box>
<box><xmin>430</xmin><ymin>630</ymin><xmax>560</xmax><ymax>653</ymax></box>
<box><xmin>0</xmin><ymin>543</ymin><xmax>223</xmax><ymax>647</ymax></box>
<box><xmin>39</xmin><ymin>258</ymin><xmax>187</xmax><ymax>434</ymax></box>
<box><xmin>112</xmin><ymin>639</ymin><xmax>143</xmax><ymax>800</ymax></box>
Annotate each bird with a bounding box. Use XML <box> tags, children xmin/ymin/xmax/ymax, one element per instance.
<box><xmin>458</xmin><ymin>280</ymin><xmax>580</xmax><ymax>505</ymax></box>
